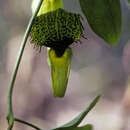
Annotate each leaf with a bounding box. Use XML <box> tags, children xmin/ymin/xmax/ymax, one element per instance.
<box><xmin>52</xmin><ymin>95</ymin><xmax>101</xmax><ymax>129</ymax></box>
<box><xmin>79</xmin><ymin>0</ymin><xmax>122</xmax><ymax>45</ymax></box>
<box><xmin>54</xmin><ymin>124</ymin><xmax>93</xmax><ymax>130</ymax></box>
<box><xmin>75</xmin><ymin>124</ymin><xmax>93</xmax><ymax>130</ymax></box>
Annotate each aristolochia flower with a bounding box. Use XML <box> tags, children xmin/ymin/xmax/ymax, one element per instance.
<box><xmin>30</xmin><ymin>8</ymin><xmax>84</xmax><ymax>56</ymax></box>
<box><xmin>31</xmin><ymin>0</ymin><xmax>85</xmax><ymax>97</ymax></box>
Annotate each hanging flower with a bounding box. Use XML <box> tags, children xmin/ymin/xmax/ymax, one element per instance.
<box><xmin>30</xmin><ymin>1</ymin><xmax>85</xmax><ymax>97</ymax></box>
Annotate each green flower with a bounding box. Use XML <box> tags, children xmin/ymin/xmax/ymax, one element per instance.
<box><xmin>30</xmin><ymin>8</ymin><xmax>84</xmax><ymax>56</ymax></box>
<box><xmin>31</xmin><ymin>0</ymin><xmax>85</xmax><ymax>97</ymax></box>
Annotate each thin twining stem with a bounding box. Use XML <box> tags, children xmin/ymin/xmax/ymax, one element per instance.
<box><xmin>14</xmin><ymin>118</ymin><xmax>42</xmax><ymax>130</ymax></box>
<box><xmin>7</xmin><ymin>0</ymin><xmax>44</xmax><ymax>130</ymax></box>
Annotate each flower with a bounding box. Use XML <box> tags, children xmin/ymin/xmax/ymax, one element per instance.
<box><xmin>30</xmin><ymin>8</ymin><xmax>84</xmax><ymax>56</ymax></box>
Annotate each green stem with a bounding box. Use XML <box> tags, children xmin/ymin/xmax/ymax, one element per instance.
<box><xmin>7</xmin><ymin>0</ymin><xmax>44</xmax><ymax>129</ymax></box>
<box><xmin>14</xmin><ymin>118</ymin><xmax>42</xmax><ymax>130</ymax></box>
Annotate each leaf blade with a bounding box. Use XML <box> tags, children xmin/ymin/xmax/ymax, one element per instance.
<box><xmin>54</xmin><ymin>124</ymin><xmax>93</xmax><ymax>130</ymax></box>
<box><xmin>79</xmin><ymin>0</ymin><xmax>122</xmax><ymax>45</ymax></box>
<box><xmin>52</xmin><ymin>95</ymin><xmax>101</xmax><ymax>129</ymax></box>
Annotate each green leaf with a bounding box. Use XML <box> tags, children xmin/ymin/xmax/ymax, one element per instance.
<box><xmin>52</xmin><ymin>95</ymin><xmax>101</xmax><ymax>129</ymax></box>
<box><xmin>75</xmin><ymin>124</ymin><xmax>93</xmax><ymax>130</ymax></box>
<box><xmin>54</xmin><ymin>124</ymin><xmax>93</xmax><ymax>130</ymax></box>
<box><xmin>79</xmin><ymin>0</ymin><xmax>122</xmax><ymax>45</ymax></box>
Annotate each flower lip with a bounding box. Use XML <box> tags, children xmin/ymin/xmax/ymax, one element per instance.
<box><xmin>30</xmin><ymin>8</ymin><xmax>84</xmax><ymax>51</ymax></box>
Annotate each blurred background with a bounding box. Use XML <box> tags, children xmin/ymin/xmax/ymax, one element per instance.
<box><xmin>0</xmin><ymin>0</ymin><xmax>130</xmax><ymax>129</ymax></box>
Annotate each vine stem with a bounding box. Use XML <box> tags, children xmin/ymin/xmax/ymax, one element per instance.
<box><xmin>7</xmin><ymin>0</ymin><xmax>44</xmax><ymax>129</ymax></box>
<box><xmin>14</xmin><ymin>118</ymin><xmax>42</xmax><ymax>130</ymax></box>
